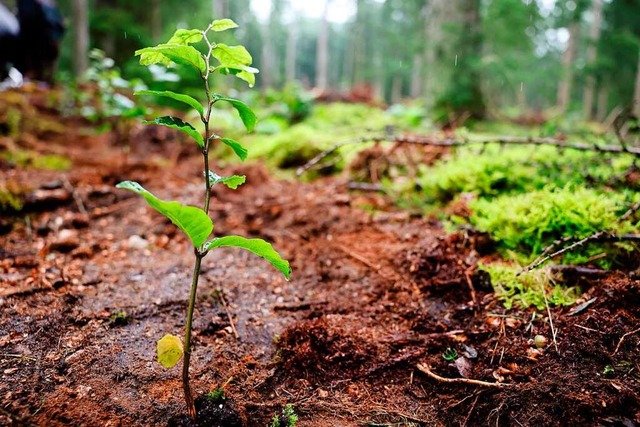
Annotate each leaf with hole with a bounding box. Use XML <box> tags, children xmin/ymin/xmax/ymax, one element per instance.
<box><xmin>211</xmin><ymin>19</ymin><xmax>238</xmax><ymax>32</ymax></box>
<box><xmin>213</xmin><ymin>95</ymin><xmax>257</xmax><ymax>132</ymax></box>
<box><xmin>207</xmin><ymin>171</ymin><xmax>246</xmax><ymax>189</ymax></box>
<box><xmin>157</xmin><ymin>334</ymin><xmax>184</xmax><ymax>368</ymax></box>
<box><xmin>143</xmin><ymin>116</ymin><xmax>204</xmax><ymax>147</ymax></box>
<box><xmin>116</xmin><ymin>181</ymin><xmax>213</xmax><ymax>247</ymax></box>
<box><xmin>136</xmin><ymin>44</ymin><xmax>206</xmax><ymax>74</ymax></box>
<box><xmin>135</xmin><ymin>90</ymin><xmax>204</xmax><ymax>116</ymax></box>
<box><xmin>204</xmin><ymin>236</ymin><xmax>291</xmax><ymax>280</ymax></box>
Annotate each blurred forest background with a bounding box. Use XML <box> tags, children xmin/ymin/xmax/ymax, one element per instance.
<box><xmin>5</xmin><ymin>0</ymin><xmax>640</xmax><ymax>122</ymax></box>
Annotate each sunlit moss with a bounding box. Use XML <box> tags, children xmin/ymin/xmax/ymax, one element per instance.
<box><xmin>2</xmin><ymin>150</ymin><xmax>71</xmax><ymax>171</ymax></box>
<box><xmin>479</xmin><ymin>262</ymin><xmax>579</xmax><ymax>310</ymax></box>
<box><xmin>470</xmin><ymin>186</ymin><xmax>638</xmax><ymax>265</ymax></box>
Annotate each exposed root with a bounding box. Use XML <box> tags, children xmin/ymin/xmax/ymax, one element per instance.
<box><xmin>416</xmin><ymin>364</ymin><xmax>515</xmax><ymax>389</ymax></box>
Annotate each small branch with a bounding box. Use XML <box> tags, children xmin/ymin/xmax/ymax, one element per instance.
<box><xmin>219</xmin><ymin>291</ymin><xmax>239</xmax><ymax>340</ymax></box>
<box><xmin>612</xmin><ymin>327</ymin><xmax>640</xmax><ymax>356</ymax></box>
<box><xmin>296</xmin><ymin>134</ymin><xmax>388</xmax><ymax>175</ymax></box>
<box><xmin>62</xmin><ymin>175</ymin><xmax>87</xmax><ymax>216</ymax></box>
<box><xmin>297</xmin><ymin>133</ymin><xmax>640</xmax><ymax>175</ymax></box>
<box><xmin>519</xmin><ymin>232</ymin><xmax>640</xmax><ymax>275</ymax></box>
<box><xmin>347</xmin><ymin>182</ymin><xmax>386</xmax><ymax>192</ymax></box>
<box><xmin>416</xmin><ymin>364</ymin><xmax>514</xmax><ymax>388</ymax></box>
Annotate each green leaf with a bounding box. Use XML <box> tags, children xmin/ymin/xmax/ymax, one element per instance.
<box><xmin>217</xmin><ymin>65</ymin><xmax>258</xmax><ymax>87</ymax></box>
<box><xmin>213</xmin><ymin>95</ymin><xmax>257</xmax><ymax>132</ymax></box>
<box><xmin>211</xmin><ymin>19</ymin><xmax>238</xmax><ymax>32</ymax></box>
<box><xmin>116</xmin><ymin>181</ymin><xmax>213</xmax><ymax>247</ymax></box>
<box><xmin>167</xmin><ymin>29</ymin><xmax>203</xmax><ymax>45</ymax></box>
<box><xmin>135</xmin><ymin>90</ymin><xmax>204</xmax><ymax>116</ymax></box>
<box><xmin>207</xmin><ymin>171</ymin><xmax>246</xmax><ymax>189</ymax></box>
<box><xmin>136</xmin><ymin>44</ymin><xmax>206</xmax><ymax>74</ymax></box>
<box><xmin>215</xmin><ymin>137</ymin><xmax>248</xmax><ymax>161</ymax></box>
<box><xmin>143</xmin><ymin>116</ymin><xmax>204</xmax><ymax>148</ymax></box>
<box><xmin>212</xmin><ymin>43</ymin><xmax>252</xmax><ymax>68</ymax></box>
<box><xmin>236</xmin><ymin>69</ymin><xmax>257</xmax><ymax>87</ymax></box>
<box><xmin>205</xmin><ymin>236</ymin><xmax>290</xmax><ymax>280</ymax></box>
<box><xmin>157</xmin><ymin>334</ymin><xmax>183</xmax><ymax>369</ymax></box>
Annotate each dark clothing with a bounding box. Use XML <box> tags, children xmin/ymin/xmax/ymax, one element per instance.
<box><xmin>0</xmin><ymin>0</ymin><xmax>65</xmax><ymax>82</ymax></box>
<box><xmin>0</xmin><ymin>3</ymin><xmax>20</xmax><ymax>78</ymax></box>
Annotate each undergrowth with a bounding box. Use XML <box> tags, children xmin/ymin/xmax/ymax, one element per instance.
<box><xmin>470</xmin><ymin>186</ymin><xmax>638</xmax><ymax>266</ymax></box>
<box><xmin>479</xmin><ymin>263</ymin><xmax>579</xmax><ymax>310</ymax></box>
<box><xmin>228</xmin><ymin>103</ymin><xmax>419</xmax><ymax>174</ymax></box>
<box><xmin>411</xmin><ymin>144</ymin><xmax>634</xmax><ymax>204</ymax></box>
<box><xmin>392</xmin><ymin>140</ymin><xmax>639</xmax><ymax>309</ymax></box>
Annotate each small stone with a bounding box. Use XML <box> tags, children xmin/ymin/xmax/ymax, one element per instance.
<box><xmin>534</xmin><ymin>335</ymin><xmax>548</xmax><ymax>348</ymax></box>
<box><xmin>50</xmin><ymin>229</ymin><xmax>80</xmax><ymax>253</ymax></box>
<box><xmin>127</xmin><ymin>235</ymin><xmax>149</xmax><ymax>250</ymax></box>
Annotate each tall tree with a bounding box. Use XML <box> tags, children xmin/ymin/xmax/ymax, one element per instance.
<box><xmin>583</xmin><ymin>0</ymin><xmax>603</xmax><ymax>119</ymax></box>
<box><xmin>634</xmin><ymin>49</ymin><xmax>640</xmax><ymax>117</ymax></box>
<box><xmin>429</xmin><ymin>0</ymin><xmax>485</xmax><ymax>120</ymax></box>
<box><xmin>72</xmin><ymin>0</ymin><xmax>89</xmax><ymax>76</ymax></box>
<box><xmin>285</xmin><ymin>21</ymin><xmax>298</xmax><ymax>82</ymax></box>
<box><xmin>212</xmin><ymin>0</ymin><xmax>228</xmax><ymax>18</ymax></box>
<box><xmin>316</xmin><ymin>0</ymin><xmax>329</xmax><ymax>89</ymax></box>
<box><xmin>557</xmin><ymin>21</ymin><xmax>579</xmax><ymax>113</ymax></box>
<box><xmin>151</xmin><ymin>0</ymin><xmax>162</xmax><ymax>41</ymax></box>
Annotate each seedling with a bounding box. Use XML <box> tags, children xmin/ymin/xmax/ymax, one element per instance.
<box><xmin>268</xmin><ymin>404</ymin><xmax>299</xmax><ymax>427</ymax></box>
<box><xmin>442</xmin><ymin>348</ymin><xmax>458</xmax><ymax>362</ymax></box>
<box><xmin>116</xmin><ymin>20</ymin><xmax>290</xmax><ymax>418</ymax></box>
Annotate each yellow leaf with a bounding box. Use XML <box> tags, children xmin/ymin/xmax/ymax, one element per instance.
<box><xmin>157</xmin><ymin>334</ymin><xmax>184</xmax><ymax>368</ymax></box>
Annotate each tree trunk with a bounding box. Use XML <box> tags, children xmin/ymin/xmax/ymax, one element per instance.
<box><xmin>285</xmin><ymin>22</ymin><xmax>297</xmax><ymax>83</ymax></box>
<box><xmin>410</xmin><ymin>53</ymin><xmax>422</xmax><ymax>98</ymax></box>
<box><xmin>151</xmin><ymin>0</ymin><xmax>162</xmax><ymax>41</ymax></box>
<box><xmin>391</xmin><ymin>75</ymin><xmax>402</xmax><ymax>104</ymax></box>
<box><xmin>352</xmin><ymin>0</ymin><xmax>366</xmax><ymax>86</ymax></box>
<box><xmin>72</xmin><ymin>0</ymin><xmax>89</xmax><ymax>77</ymax></box>
<box><xmin>634</xmin><ymin>48</ymin><xmax>640</xmax><ymax>117</ymax></box>
<box><xmin>557</xmin><ymin>22</ymin><xmax>580</xmax><ymax>114</ymax></box>
<box><xmin>212</xmin><ymin>0</ymin><xmax>228</xmax><ymax>18</ymax></box>
<box><xmin>316</xmin><ymin>1</ymin><xmax>329</xmax><ymax>90</ymax></box>
<box><xmin>596</xmin><ymin>82</ymin><xmax>608</xmax><ymax>122</ymax></box>
<box><xmin>583</xmin><ymin>0</ymin><xmax>603</xmax><ymax>120</ymax></box>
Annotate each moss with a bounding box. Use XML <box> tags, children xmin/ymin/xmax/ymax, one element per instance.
<box><xmin>2</xmin><ymin>150</ymin><xmax>71</xmax><ymax>171</ymax></box>
<box><xmin>469</xmin><ymin>186</ymin><xmax>638</xmax><ymax>265</ymax></box>
<box><xmin>479</xmin><ymin>262</ymin><xmax>579</xmax><ymax>310</ymax></box>
<box><xmin>0</xmin><ymin>188</ymin><xmax>23</xmax><ymax>212</ymax></box>
<box><xmin>412</xmin><ymin>144</ymin><xmax>634</xmax><ymax>204</ymax></box>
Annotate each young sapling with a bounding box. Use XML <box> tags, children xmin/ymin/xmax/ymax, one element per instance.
<box><xmin>116</xmin><ymin>20</ymin><xmax>290</xmax><ymax>418</ymax></box>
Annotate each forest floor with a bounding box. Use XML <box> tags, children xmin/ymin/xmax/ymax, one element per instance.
<box><xmin>1</xmin><ymin>89</ymin><xmax>639</xmax><ymax>427</ymax></box>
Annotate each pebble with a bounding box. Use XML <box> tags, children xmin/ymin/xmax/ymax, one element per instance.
<box><xmin>50</xmin><ymin>229</ymin><xmax>80</xmax><ymax>252</ymax></box>
<box><xmin>127</xmin><ymin>235</ymin><xmax>149</xmax><ymax>250</ymax></box>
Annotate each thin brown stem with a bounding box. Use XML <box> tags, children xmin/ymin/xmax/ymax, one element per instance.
<box><xmin>183</xmin><ymin>252</ymin><xmax>204</xmax><ymax>418</ymax></box>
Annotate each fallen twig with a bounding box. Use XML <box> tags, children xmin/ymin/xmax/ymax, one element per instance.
<box><xmin>416</xmin><ymin>363</ymin><xmax>514</xmax><ymax>388</ymax></box>
<box><xmin>519</xmin><ymin>233</ymin><xmax>640</xmax><ymax>274</ymax></box>
<box><xmin>297</xmin><ymin>133</ymin><xmax>640</xmax><ymax>176</ymax></box>
<box><xmin>612</xmin><ymin>327</ymin><xmax>640</xmax><ymax>356</ymax></box>
<box><xmin>218</xmin><ymin>292</ymin><xmax>239</xmax><ymax>340</ymax></box>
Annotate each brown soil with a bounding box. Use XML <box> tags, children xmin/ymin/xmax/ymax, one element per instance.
<box><xmin>1</xmin><ymin>89</ymin><xmax>639</xmax><ymax>427</ymax></box>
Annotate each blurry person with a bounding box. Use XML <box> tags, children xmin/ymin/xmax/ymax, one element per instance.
<box><xmin>16</xmin><ymin>0</ymin><xmax>65</xmax><ymax>83</ymax></box>
<box><xmin>0</xmin><ymin>1</ymin><xmax>20</xmax><ymax>80</ymax></box>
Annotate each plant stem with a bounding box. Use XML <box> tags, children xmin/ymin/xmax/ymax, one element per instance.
<box><xmin>183</xmin><ymin>252</ymin><xmax>203</xmax><ymax>418</ymax></box>
<box><xmin>182</xmin><ymin>28</ymin><xmax>215</xmax><ymax>419</ymax></box>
